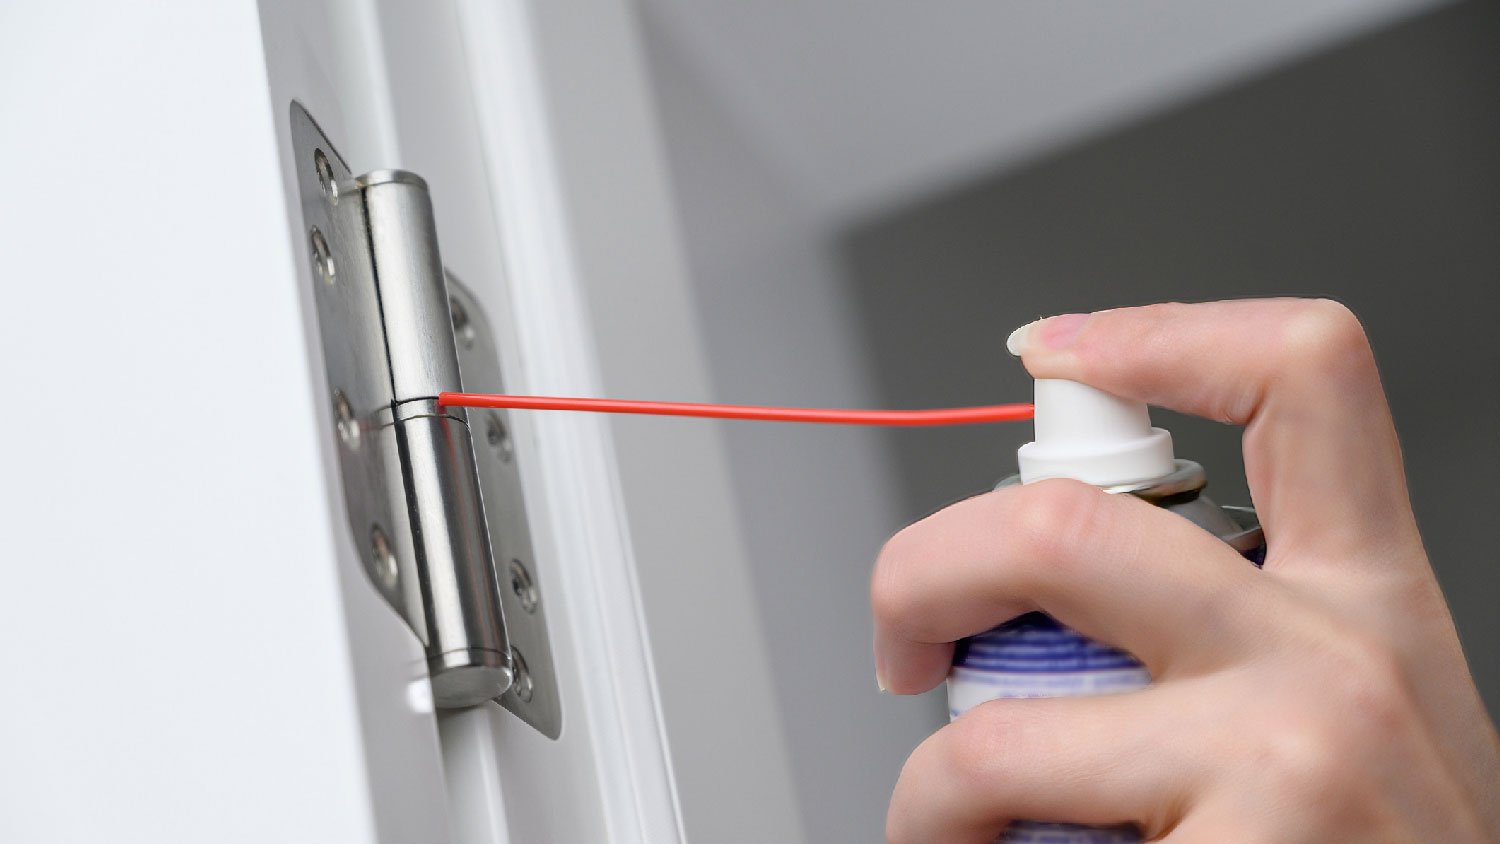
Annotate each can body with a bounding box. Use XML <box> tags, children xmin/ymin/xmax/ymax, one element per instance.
<box><xmin>950</xmin><ymin>618</ymin><xmax>1150</xmax><ymax>844</ymax></box>
<box><xmin>945</xmin><ymin>461</ymin><xmax>1262</xmax><ymax>844</ymax></box>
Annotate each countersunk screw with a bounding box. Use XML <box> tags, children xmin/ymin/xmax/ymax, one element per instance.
<box><xmin>370</xmin><ymin>525</ymin><xmax>399</xmax><ymax>592</ymax></box>
<box><xmin>310</xmin><ymin>226</ymin><xmax>335</xmax><ymax>284</ymax></box>
<box><xmin>509</xmin><ymin>648</ymin><xmax>534</xmax><ymax>703</ymax></box>
<box><xmin>449</xmin><ymin>295</ymin><xmax>475</xmax><ymax>349</ymax></box>
<box><xmin>313</xmin><ymin>148</ymin><xmax>339</xmax><ymax>204</ymax></box>
<box><xmin>508</xmin><ymin>558</ymin><xmax>539</xmax><ymax>614</ymax></box>
<box><xmin>333</xmin><ymin>390</ymin><xmax>359</xmax><ymax>449</ymax></box>
<box><xmin>486</xmin><ymin>413</ymin><xmax>513</xmax><ymax>463</ymax></box>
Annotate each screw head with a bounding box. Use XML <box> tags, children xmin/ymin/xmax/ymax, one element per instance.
<box><xmin>510</xmin><ymin>648</ymin><xmax>534</xmax><ymax>703</ymax></box>
<box><xmin>486</xmin><ymin>414</ymin><xmax>513</xmax><ymax>463</ymax></box>
<box><xmin>449</xmin><ymin>295</ymin><xmax>475</xmax><ymax>349</ymax></box>
<box><xmin>333</xmin><ymin>390</ymin><xmax>359</xmax><ymax>449</ymax></box>
<box><xmin>313</xmin><ymin>148</ymin><xmax>339</xmax><ymax>204</ymax></box>
<box><xmin>508</xmin><ymin>558</ymin><xmax>539</xmax><ymax>614</ymax></box>
<box><xmin>310</xmin><ymin>226</ymin><xmax>335</xmax><ymax>284</ymax></box>
<box><xmin>370</xmin><ymin>525</ymin><xmax>399</xmax><ymax>592</ymax></box>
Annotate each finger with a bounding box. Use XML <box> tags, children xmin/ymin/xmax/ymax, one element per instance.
<box><xmin>1009</xmin><ymin>299</ymin><xmax>1418</xmax><ymax>559</ymax></box>
<box><xmin>871</xmin><ymin>479</ymin><xmax>1266</xmax><ymax>695</ymax></box>
<box><xmin>886</xmin><ymin>690</ymin><xmax>1194</xmax><ymax>844</ymax></box>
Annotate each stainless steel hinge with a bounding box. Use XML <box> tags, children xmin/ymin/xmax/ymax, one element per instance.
<box><xmin>291</xmin><ymin>102</ymin><xmax>560</xmax><ymax>737</ymax></box>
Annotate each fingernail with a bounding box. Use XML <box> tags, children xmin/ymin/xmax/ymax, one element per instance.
<box><xmin>1005</xmin><ymin>319</ymin><xmax>1042</xmax><ymax>356</ymax></box>
<box><xmin>876</xmin><ymin>673</ymin><xmax>888</xmax><ymax>693</ymax></box>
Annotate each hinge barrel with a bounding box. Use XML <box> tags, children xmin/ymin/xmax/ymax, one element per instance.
<box><xmin>395</xmin><ymin>402</ymin><xmax>512</xmax><ymax>707</ymax></box>
<box><xmin>359</xmin><ymin>171</ymin><xmax>464</xmax><ymax>400</ymax></box>
<box><xmin>362</xmin><ymin>179</ymin><xmax>513</xmax><ymax>708</ymax></box>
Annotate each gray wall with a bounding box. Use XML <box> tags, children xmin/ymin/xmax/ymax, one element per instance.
<box><xmin>640</xmin><ymin>0</ymin><xmax>1445</xmax><ymax>222</ymax></box>
<box><xmin>841</xmin><ymin>0</ymin><xmax>1500</xmax><ymax>713</ymax></box>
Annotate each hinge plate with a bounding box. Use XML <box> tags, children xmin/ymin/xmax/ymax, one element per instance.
<box><xmin>291</xmin><ymin>102</ymin><xmax>559</xmax><ymax>736</ymax></box>
<box><xmin>447</xmin><ymin>279</ymin><xmax>561</xmax><ymax>737</ymax></box>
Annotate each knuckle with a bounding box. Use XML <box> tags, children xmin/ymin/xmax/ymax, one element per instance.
<box><xmin>872</xmin><ymin>509</ymin><xmax>975</xmax><ymax>642</ymax></box>
<box><xmin>1093</xmin><ymin>302</ymin><xmax>1180</xmax><ymax>357</ymax></box>
<box><xmin>870</xmin><ymin>527</ymin><xmax>921</xmax><ymax>630</ymax></box>
<box><xmin>1005</xmin><ymin>480</ymin><xmax>1106</xmax><ymax>575</ymax></box>
<box><xmin>945</xmin><ymin>702</ymin><xmax>1030</xmax><ymax>791</ymax></box>
<box><xmin>1251</xmin><ymin>622</ymin><xmax>1416</xmax><ymax>804</ymax></box>
<box><xmin>1278</xmin><ymin>299</ymin><xmax>1375</xmax><ymax>379</ymax></box>
<box><xmin>1253</xmin><ymin>713</ymin><xmax>1344</xmax><ymax>799</ymax></box>
<box><xmin>1250</xmin><ymin>710</ymin><xmax>1389</xmax><ymax>832</ymax></box>
<box><xmin>887</xmin><ymin>730</ymin><xmax>1005</xmax><ymax>844</ymax></box>
<box><xmin>1318</xmin><ymin>629</ymin><xmax>1416</xmax><ymax>738</ymax></box>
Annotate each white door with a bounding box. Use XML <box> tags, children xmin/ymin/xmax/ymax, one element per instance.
<box><xmin>1</xmin><ymin>2</ymin><xmax>797</xmax><ymax>842</ymax></box>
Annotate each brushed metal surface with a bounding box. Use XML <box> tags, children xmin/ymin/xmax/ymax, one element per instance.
<box><xmin>292</xmin><ymin>102</ymin><xmax>515</xmax><ymax>709</ymax></box>
<box><xmin>449</xmin><ymin>277</ymin><xmax>562</xmax><ymax>738</ymax></box>
<box><xmin>293</xmin><ymin>103</ymin><xmax>427</xmax><ymax>639</ymax></box>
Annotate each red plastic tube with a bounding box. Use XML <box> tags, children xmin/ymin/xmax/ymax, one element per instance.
<box><xmin>437</xmin><ymin>392</ymin><xmax>1033</xmax><ymax>427</ymax></box>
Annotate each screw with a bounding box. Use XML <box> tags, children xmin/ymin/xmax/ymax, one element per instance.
<box><xmin>370</xmin><ymin>525</ymin><xmax>399</xmax><ymax>592</ymax></box>
<box><xmin>449</xmin><ymin>295</ymin><xmax>475</xmax><ymax>349</ymax></box>
<box><xmin>486</xmin><ymin>414</ymin><xmax>513</xmax><ymax>463</ymax></box>
<box><xmin>310</xmin><ymin>226</ymin><xmax>335</xmax><ymax>284</ymax></box>
<box><xmin>313</xmin><ymin>148</ymin><xmax>339</xmax><ymax>204</ymax></box>
<box><xmin>510</xmin><ymin>648</ymin><xmax>534</xmax><ymax>703</ymax></box>
<box><xmin>508</xmin><ymin>559</ymin><xmax>539</xmax><ymax>614</ymax></box>
<box><xmin>333</xmin><ymin>390</ymin><xmax>359</xmax><ymax>449</ymax></box>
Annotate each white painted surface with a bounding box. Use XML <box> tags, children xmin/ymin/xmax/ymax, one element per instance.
<box><xmin>640</xmin><ymin>19</ymin><xmax>937</xmax><ymax>842</ymax></box>
<box><xmin>489</xmin><ymin>2</ymin><xmax>809</xmax><ymax>841</ymax></box>
<box><xmin>0</xmin><ymin>3</ymin><xmax>405</xmax><ymax>841</ymax></box>
<box><xmin>643</xmin><ymin>0</ymin><xmax>1447</xmax><ymax>221</ymax></box>
<box><xmin>2</xmin><ymin>2</ymin><xmax>694</xmax><ymax>842</ymax></box>
<box><xmin>418</xmin><ymin>1</ymin><xmax>689</xmax><ymax>841</ymax></box>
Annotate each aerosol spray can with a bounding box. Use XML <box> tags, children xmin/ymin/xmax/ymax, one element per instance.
<box><xmin>946</xmin><ymin>380</ymin><xmax>1265</xmax><ymax>844</ymax></box>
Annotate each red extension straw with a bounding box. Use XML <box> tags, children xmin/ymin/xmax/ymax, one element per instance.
<box><xmin>438</xmin><ymin>393</ymin><xmax>1034</xmax><ymax>427</ymax></box>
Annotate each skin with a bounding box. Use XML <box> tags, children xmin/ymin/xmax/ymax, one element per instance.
<box><xmin>871</xmin><ymin>299</ymin><xmax>1500</xmax><ymax>843</ymax></box>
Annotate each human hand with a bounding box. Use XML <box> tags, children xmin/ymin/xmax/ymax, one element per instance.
<box><xmin>871</xmin><ymin>299</ymin><xmax>1500</xmax><ymax>842</ymax></box>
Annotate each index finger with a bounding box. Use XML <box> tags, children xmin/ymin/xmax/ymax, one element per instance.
<box><xmin>872</xmin><ymin>479</ymin><xmax>1265</xmax><ymax>695</ymax></box>
<box><xmin>1009</xmin><ymin>299</ymin><xmax>1418</xmax><ymax>561</ymax></box>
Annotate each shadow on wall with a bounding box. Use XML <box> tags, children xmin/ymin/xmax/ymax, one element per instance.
<box><xmin>839</xmin><ymin>0</ymin><xmax>1500</xmax><ymax>714</ymax></box>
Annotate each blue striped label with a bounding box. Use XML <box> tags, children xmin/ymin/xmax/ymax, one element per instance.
<box><xmin>947</xmin><ymin>613</ymin><xmax>1148</xmax><ymax>842</ymax></box>
<box><xmin>997</xmin><ymin>821</ymin><xmax>1141</xmax><ymax>843</ymax></box>
<box><xmin>955</xmin><ymin>614</ymin><xmax>1143</xmax><ymax>672</ymax></box>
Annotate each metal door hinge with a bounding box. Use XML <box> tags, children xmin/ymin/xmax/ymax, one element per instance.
<box><xmin>291</xmin><ymin>102</ymin><xmax>560</xmax><ymax>737</ymax></box>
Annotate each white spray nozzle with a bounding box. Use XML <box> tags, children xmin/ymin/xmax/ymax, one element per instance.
<box><xmin>1017</xmin><ymin>379</ymin><xmax>1174</xmax><ymax>485</ymax></box>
